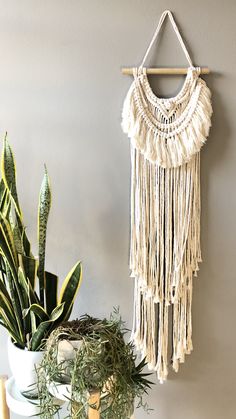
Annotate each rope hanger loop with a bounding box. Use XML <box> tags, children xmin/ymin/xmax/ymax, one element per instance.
<box><xmin>121</xmin><ymin>10</ymin><xmax>210</xmax><ymax>75</ymax></box>
<box><xmin>140</xmin><ymin>10</ymin><xmax>193</xmax><ymax>68</ymax></box>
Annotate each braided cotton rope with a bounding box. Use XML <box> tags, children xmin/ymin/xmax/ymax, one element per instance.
<box><xmin>140</xmin><ymin>10</ymin><xmax>193</xmax><ymax>68</ymax></box>
<box><xmin>122</xmin><ymin>10</ymin><xmax>212</xmax><ymax>382</ymax></box>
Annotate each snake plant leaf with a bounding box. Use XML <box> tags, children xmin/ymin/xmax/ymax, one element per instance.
<box><xmin>0</xmin><ymin>214</ymin><xmax>17</xmax><ymax>265</ymax></box>
<box><xmin>22</xmin><ymin>228</ymin><xmax>31</xmax><ymax>257</ymax></box>
<box><xmin>18</xmin><ymin>262</ymin><xmax>40</xmax><ymax>306</ymax></box>
<box><xmin>0</xmin><ymin>277</ymin><xmax>12</xmax><ymax>302</ymax></box>
<box><xmin>13</xmin><ymin>211</ymin><xmax>31</xmax><ymax>257</ymax></box>
<box><xmin>17</xmin><ymin>268</ymin><xmax>30</xmax><ymax>307</ymax></box>
<box><xmin>19</xmin><ymin>254</ymin><xmax>37</xmax><ymax>289</ymax></box>
<box><xmin>25</xmin><ymin>304</ymin><xmax>49</xmax><ymax>322</ymax></box>
<box><xmin>49</xmin><ymin>302</ymin><xmax>65</xmax><ymax>321</ymax></box>
<box><xmin>30</xmin><ymin>303</ymin><xmax>65</xmax><ymax>351</ymax></box>
<box><xmin>4</xmin><ymin>199</ymin><xmax>11</xmax><ymax>221</ymax></box>
<box><xmin>28</xmin><ymin>280</ymin><xmax>40</xmax><ymax>306</ymax></box>
<box><xmin>60</xmin><ymin>303</ymin><xmax>73</xmax><ymax>323</ymax></box>
<box><xmin>5</xmin><ymin>265</ymin><xmax>24</xmax><ymax>339</ymax></box>
<box><xmin>17</xmin><ymin>267</ymin><xmax>32</xmax><ymax>335</ymax></box>
<box><xmin>30</xmin><ymin>319</ymin><xmax>52</xmax><ymax>351</ymax></box>
<box><xmin>19</xmin><ymin>265</ymin><xmax>40</xmax><ymax>306</ymax></box>
<box><xmin>1</xmin><ymin>135</ymin><xmax>22</xmax><ymax>218</ymax></box>
<box><xmin>58</xmin><ymin>261</ymin><xmax>82</xmax><ymax>321</ymax></box>
<box><xmin>0</xmin><ymin>190</ymin><xmax>11</xmax><ymax>220</ymax></box>
<box><xmin>0</xmin><ymin>290</ymin><xmax>14</xmax><ymax>316</ymax></box>
<box><xmin>45</xmin><ymin>271</ymin><xmax>58</xmax><ymax>316</ymax></box>
<box><xmin>38</xmin><ymin>166</ymin><xmax>51</xmax><ymax>306</ymax></box>
<box><xmin>12</xmin><ymin>224</ymin><xmax>24</xmax><ymax>254</ymax></box>
<box><xmin>13</xmin><ymin>267</ymin><xmax>33</xmax><ymax>338</ymax></box>
<box><xmin>30</xmin><ymin>312</ymin><xmax>37</xmax><ymax>336</ymax></box>
<box><xmin>0</xmin><ymin>291</ymin><xmax>19</xmax><ymax>336</ymax></box>
<box><xmin>0</xmin><ymin>319</ymin><xmax>24</xmax><ymax>347</ymax></box>
<box><xmin>0</xmin><ymin>179</ymin><xmax>6</xmax><ymax>203</ymax></box>
<box><xmin>0</xmin><ymin>224</ymin><xmax>18</xmax><ymax>280</ymax></box>
<box><xmin>0</xmin><ymin>182</ymin><xmax>9</xmax><ymax>214</ymax></box>
<box><xmin>0</xmin><ymin>256</ymin><xmax>7</xmax><ymax>283</ymax></box>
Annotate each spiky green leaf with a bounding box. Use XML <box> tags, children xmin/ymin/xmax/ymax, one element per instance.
<box><xmin>0</xmin><ymin>213</ymin><xmax>17</xmax><ymax>264</ymax></box>
<box><xmin>0</xmin><ymin>224</ymin><xmax>17</xmax><ymax>279</ymax></box>
<box><xmin>49</xmin><ymin>302</ymin><xmax>65</xmax><ymax>321</ymax></box>
<box><xmin>37</xmin><ymin>167</ymin><xmax>51</xmax><ymax>306</ymax></box>
<box><xmin>45</xmin><ymin>271</ymin><xmax>58</xmax><ymax>316</ymax></box>
<box><xmin>19</xmin><ymin>254</ymin><xmax>37</xmax><ymax>289</ymax></box>
<box><xmin>58</xmin><ymin>261</ymin><xmax>82</xmax><ymax>321</ymax></box>
<box><xmin>24</xmin><ymin>304</ymin><xmax>49</xmax><ymax>322</ymax></box>
<box><xmin>0</xmin><ymin>320</ymin><xmax>24</xmax><ymax>347</ymax></box>
<box><xmin>30</xmin><ymin>319</ymin><xmax>52</xmax><ymax>351</ymax></box>
<box><xmin>0</xmin><ymin>291</ymin><xmax>19</xmax><ymax>336</ymax></box>
<box><xmin>5</xmin><ymin>265</ymin><xmax>24</xmax><ymax>340</ymax></box>
<box><xmin>1</xmin><ymin>134</ymin><xmax>22</xmax><ymax>217</ymax></box>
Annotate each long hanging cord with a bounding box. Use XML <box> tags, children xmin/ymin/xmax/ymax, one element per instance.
<box><xmin>122</xmin><ymin>10</ymin><xmax>212</xmax><ymax>382</ymax></box>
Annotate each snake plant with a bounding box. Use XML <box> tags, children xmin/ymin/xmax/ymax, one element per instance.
<box><xmin>0</xmin><ymin>134</ymin><xmax>82</xmax><ymax>351</ymax></box>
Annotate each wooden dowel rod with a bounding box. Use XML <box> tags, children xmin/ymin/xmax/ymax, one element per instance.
<box><xmin>121</xmin><ymin>67</ymin><xmax>210</xmax><ymax>75</ymax></box>
<box><xmin>0</xmin><ymin>376</ymin><xmax>10</xmax><ymax>419</ymax></box>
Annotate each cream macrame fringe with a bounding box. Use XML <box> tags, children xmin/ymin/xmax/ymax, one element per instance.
<box><xmin>122</xmin><ymin>67</ymin><xmax>212</xmax><ymax>169</ymax></box>
<box><xmin>122</xmin><ymin>67</ymin><xmax>212</xmax><ymax>382</ymax></box>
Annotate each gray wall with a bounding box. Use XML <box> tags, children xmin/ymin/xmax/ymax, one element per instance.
<box><xmin>0</xmin><ymin>1</ymin><xmax>235</xmax><ymax>418</ymax></box>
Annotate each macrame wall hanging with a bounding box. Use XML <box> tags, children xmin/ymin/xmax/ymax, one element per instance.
<box><xmin>121</xmin><ymin>10</ymin><xmax>212</xmax><ymax>382</ymax></box>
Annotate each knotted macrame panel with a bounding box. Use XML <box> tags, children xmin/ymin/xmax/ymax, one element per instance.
<box><xmin>122</xmin><ymin>66</ymin><xmax>212</xmax><ymax>382</ymax></box>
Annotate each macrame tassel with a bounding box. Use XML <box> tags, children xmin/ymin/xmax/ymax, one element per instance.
<box><xmin>130</xmin><ymin>144</ymin><xmax>203</xmax><ymax>381</ymax></box>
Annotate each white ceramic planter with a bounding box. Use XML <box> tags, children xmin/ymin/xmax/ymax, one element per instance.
<box><xmin>7</xmin><ymin>338</ymin><xmax>44</xmax><ymax>394</ymax></box>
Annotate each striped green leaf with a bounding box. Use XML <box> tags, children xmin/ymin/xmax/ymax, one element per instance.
<box><xmin>37</xmin><ymin>167</ymin><xmax>51</xmax><ymax>306</ymax></box>
<box><xmin>0</xmin><ymin>213</ymin><xmax>17</xmax><ymax>265</ymax></box>
<box><xmin>30</xmin><ymin>319</ymin><xmax>52</xmax><ymax>351</ymax></box>
<box><xmin>0</xmin><ymin>224</ymin><xmax>18</xmax><ymax>280</ymax></box>
<box><xmin>0</xmin><ymin>179</ymin><xmax>6</xmax><ymax>204</ymax></box>
<box><xmin>1</xmin><ymin>135</ymin><xmax>22</xmax><ymax>218</ymax></box>
<box><xmin>12</xmin><ymin>224</ymin><xmax>24</xmax><ymax>254</ymax></box>
<box><xmin>19</xmin><ymin>254</ymin><xmax>37</xmax><ymax>289</ymax></box>
<box><xmin>5</xmin><ymin>265</ymin><xmax>24</xmax><ymax>340</ymax></box>
<box><xmin>0</xmin><ymin>277</ymin><xmax>12</xmax><ymax>302</ymax></box>
<box><xmin>0</xmin><ymin>319</ymin><xmax>24</xmax><ymax>347</ymax></box>
<box><xmin>18</xmin><ymin>267</ymin><xmax>31</xmax><ymax>335</ymax></box>
<box><xmin>45</xmin><ymin>271</ymin><xmax>58</xmax><ymax>316</ymax></box>
<box><xmin>22</xmin><ymin>228</ymin><xmax>31</xmax><ymax>257</ymax></box>
<box><xmin>58</xmin><ymin>261</ymin><xmax>82</xmax><ymax>321</ymax></box>
<box><xmin>25</xmin><ymin>304</ymin><xmax>49</xmax><ymax>322</ymax></box>
<box><xmin>49</xmin><ymin>302</ymin><xmax>65</xmax><ymax>321</ymax></box>
<box><xmin>30</xmin><ymin>302</ymin><xmax>65</xmax><ymax>351</ymax></box>
<box><xmin>0</xmin><ymin>181</ymin><xmax>10</xmax><ymax>217</ymax></box>
<box><xmin>0</xmin><ymin>291</ymin><xmax>20</xmax><ymax>338</ymax></box>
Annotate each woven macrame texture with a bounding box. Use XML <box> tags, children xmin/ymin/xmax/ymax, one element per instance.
<box><xmin>122</xmin><ymin>65</ymin><xmax>212</xmax><ymax>382</ymax></box>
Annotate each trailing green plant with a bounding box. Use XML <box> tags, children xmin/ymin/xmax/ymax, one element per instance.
<box><xmin>37</xmin><ymin>313</ymin><xmax>153</xmax><ymax>419</ymax></box>
<box><xmin>0</xmin><ymin>134</ymin><xmax>82</xmax><ymax>351</ymax></box>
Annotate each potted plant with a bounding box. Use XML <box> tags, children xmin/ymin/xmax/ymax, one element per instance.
<box><xmin>0</xmin><ymin>135</ymin><xmax>82</xmax><ymax>395</ymax></box>
<box><xmin>37</xmin><ymin>313</ymin><xmax>153</xmax><ymax>419</ymax></box>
